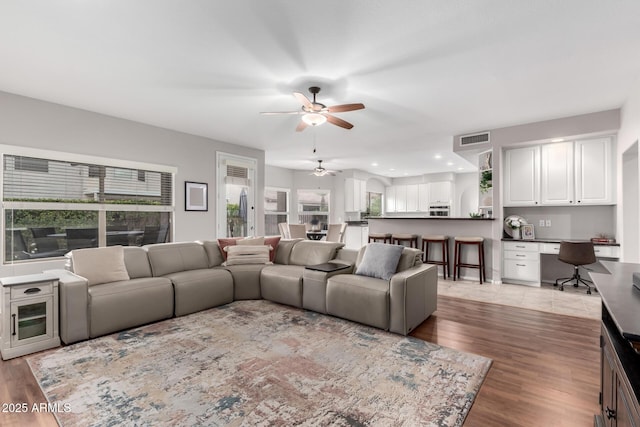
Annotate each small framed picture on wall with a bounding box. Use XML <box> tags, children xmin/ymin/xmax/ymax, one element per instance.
<box><xmin>185</xmin><ymin>181</ymin><xmax>208</xmax><ymax>211</ymax></box>
<box><xmin>521</xmin><ymin>224</ymin><xmax>535</xmax><ymax>240</ymax></box>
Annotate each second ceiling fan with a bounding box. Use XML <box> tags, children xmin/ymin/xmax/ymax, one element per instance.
<box><xmin>262</xmin><ymin>86</ymin><xmax>365</xmax><ymax>132</ymax></box>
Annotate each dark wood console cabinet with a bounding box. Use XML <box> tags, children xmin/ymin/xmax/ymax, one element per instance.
<box><xmin>592</xmin><ymin>262</ymin><xmax>640</xmax><ymax>426</ymax></box>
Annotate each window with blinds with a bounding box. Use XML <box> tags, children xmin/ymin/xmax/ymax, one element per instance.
<box><xmin>264</xmin><ymin>188</ymin><xmax>289</xmax><ymax>236</ymax></box>
<box><xmin>3</xmin><ymin>154</ymin><xmax>174</xmax><ymax>263</ymax></box>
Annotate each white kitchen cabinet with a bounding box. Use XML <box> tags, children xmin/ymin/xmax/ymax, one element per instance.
<box><xmin>541</xmin><ymin>142</ymin><xmax>574</xmax><ymax>205</ymax></box>
<box><xmin>418</xmin><ymin>183</ymin><xmax>429</xmax><ymax>211</ymax></box>
<box><xmin>575</xmin><ymin>138</ymin><xmax>613</xmax><ymax>205</ymax></box>
<box><xmin>428</xmin><ymin>181</ymin><xmax>453</xmax><ymax>205</ymax></box>
<box><xmin>506</xmin><ymin>137</ymin><xmax>613</xmax><ymax>207</ymax></box>
<box><xmin>344</xmin><ymin>225</ymin><xmax>369</xmax><ymax>250</ymax></box>
<box><xmin>406</xmin><ymin>184</ymin><xmax>419</xmax><ymax>212</ymax></box>
<box><xmin>395</xmin><ymin>185</ymin><xmax>407</xmax><ymax>212</ymax></box>
<box><xmin>385</xmin><ymin>186</ymin><xmax>396</xmax><ymax>212</ymax></box>
<box><xmin>503</xmin><ymin>146</ymin><xmax>540</xmax><ymax>206</ymax></box>
<box><xmin>345</xmin><ymin>178</ymin><xmax>367</xmax><ymax>212</ymax></box>
<box><xmin>502</xmin><ymin>241</ymin><xmax>540</xmax><ymax>285</ymax></box>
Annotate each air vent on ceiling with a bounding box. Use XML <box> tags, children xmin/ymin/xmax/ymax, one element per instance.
<box><xmin>460</xmin><ymin>132</ymin><xmax>490</xmax><ymax>146</ymax></box>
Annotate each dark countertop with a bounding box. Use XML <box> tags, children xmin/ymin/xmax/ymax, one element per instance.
<box><xmin>345</xmin><ymin>220</ymin><xmax>369</xmax><ymax>226</ymax></box>
<box><xmin>592</xmin><ymin>261</ymin><xmax>640</xmax><ymax>342</ymax></box>
<box><xmin>368</xmin><ymin>216</ymin><xmax>495</xmax><ymax>221</ymax></box>
<box><xmin>501</xmin><ymin>237</ymin><xmax>620</xmax><ymax>246</ymax></box>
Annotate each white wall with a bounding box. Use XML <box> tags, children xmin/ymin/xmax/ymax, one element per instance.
<box><xmin>617</xmin><ymin>77</ymin><xmax>640</xmax><ymax>262</ymax></box>
<box><xmin>455</xmin><ymin>172</ymin><xmax>479</xmax><ymax>218</ymax></box>
<box><xmin>0</xmin><ymin>91</ymin><xmax>265</xmax><ymax>275</ymax></box>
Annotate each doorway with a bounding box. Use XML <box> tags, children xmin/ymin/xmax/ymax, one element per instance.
<box><xmin>622</xmin><ymin>141</ymin><xmax>639</xmax><ymax>262</ymax></box>
<box><xmin>216</xmin><ymin>153</ymin><xmax>257</xmax><ymax>238</ymax></box>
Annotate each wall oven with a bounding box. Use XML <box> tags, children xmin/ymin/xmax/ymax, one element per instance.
<box><xmin>428</xmin><ymin>205</ymin><xmax>450</xmax><ymax>217</ymax></box>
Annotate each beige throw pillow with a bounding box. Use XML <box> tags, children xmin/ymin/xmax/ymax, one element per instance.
<box><xmin>71</xmin><ymin>246</ymin><xmax>130</xmax><ymax>286</ymax></box>
<box><xmin>224</xmin><ymin>244</ymin><xmax>271</xmax><ymax>266</ymax></box>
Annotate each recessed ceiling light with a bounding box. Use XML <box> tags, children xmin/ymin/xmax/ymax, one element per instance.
<box><xmin>434</xmin><ymin>154</ymin><xmax>442</xmax><ymax>159</ymax></box>
<box><xmin>389</xmin><ymin>168</ymin><xmax>395</xmax><ymax>171</ymax></box>
<box><xmin>446</xmin><ymin>162</ymin><xmax>453</xmax><ymax>166</ymax></box>
<box><xmin>371</xmin><ymin>162</ymin><xmax>378</xmax><ymax>166</ymax></box>
<box><xmin>551</xmin><ymin>138</ymin><xmax>564</xmax><ymax>142</ymax></box>
<box><xmin>457</xmin><ymin>167</ymin><xmax>464</xmax><ymax>171</ymax></box>
<box><xmin>403</xmin><ymin>172</ymin><xmax>408</xmax><ymax>176</ymax></box>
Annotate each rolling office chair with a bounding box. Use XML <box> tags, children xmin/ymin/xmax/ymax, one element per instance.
<box><xmin>554</xmin><ymin>241</ymin><xmax>597</xmax><ymax>294</ymax></box>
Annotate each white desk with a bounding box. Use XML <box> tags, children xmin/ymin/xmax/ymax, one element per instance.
<box><xmin>502</xmin><ymin>240</ymin><xmax>620</xmax><ymax>286</ymax></box>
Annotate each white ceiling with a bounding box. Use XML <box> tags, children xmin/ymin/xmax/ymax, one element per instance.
<box><xmin>2</xmin><ymin>1</ymin><xmax>640</xmax><ymax>177</ymax></box>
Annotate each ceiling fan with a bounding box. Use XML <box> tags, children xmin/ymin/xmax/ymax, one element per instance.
<box><xmin>310</xmin><ymin>160</ymin><xmax>341</xmax><ymax>177</ymax></box>
<box><xmin>261</xmin><ymin>86</ymin><xmax>365</xmax><ymax>131</ymax></box>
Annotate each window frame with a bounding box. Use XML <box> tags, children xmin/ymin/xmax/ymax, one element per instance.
<box><xmin>2</xmin><ymin>145</ymin><xmax>176</xmax><ymax>264</ymax></box>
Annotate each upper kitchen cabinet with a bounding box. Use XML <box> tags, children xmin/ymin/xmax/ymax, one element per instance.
<box><xmin>385</xmin><ymin>184</ymin><xmax>430</xmax><ymax>213</ymax></box>
<box><xmin>503</xmin><ymin>146</ymin><xmax>540</xmax><ymax>206</ymax></box>
<box><xmin>428</xmin><ymin>181</ymin><xmax>453</xmax><ymax>205</ymax></box>
<box><xmin>574</xmin><ymin>138</ymin><xmax>613</xmax><ymax>205</ymax></box>
<box><xmin>541</xmin><ymin>142</ymin><xmax>574</xmax><ymax>205</ymax></box>
<box><xmin>345</xmin><ymin>178</ymin><xmax>367</xmax><ymax>212</ymax></box>
<box><xmin>504</xmin><ymin>137</ymin><xmax>613</xmax><ymax>207</ymax></box>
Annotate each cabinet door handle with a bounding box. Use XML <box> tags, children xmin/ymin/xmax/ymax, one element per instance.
<box><xmin>605</xmin><ymin>407</ymin><xmax>616</xmax><ymax>420</ymax></box>
<box><xmin>515</xmin><ymin>245</ymin><xmax>526</xmax><ymax>248</ymax></box>
<box><xmin>11</xmin><ymin>314</ymin><xmax>16</xmax><ymax>336</ymax></box>
<box><xmin>24</xmin><ymin>287</ymin><xmax>42</xmax><ymax>294</ymax></box>
<box><xmin>516</xmin><ymin>254</ymin><xmax>526</xmax><ymax>257</ymax></box>
<box><xmin>516</xmin><ymin>264</ymin><xmax>526</xmax><ymax>267</ymax></box>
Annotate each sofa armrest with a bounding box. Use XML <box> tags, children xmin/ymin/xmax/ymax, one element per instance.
<box><xmin>388</xmin><ymin>264</ymin><xmax>438</xmax><ymax>335</ymax></box>
<box><xmin>46</xmin><ymin>269</ymin><xmax>90</xmax><ymax>344</ymax></box>
<box><xmin>333</xmin><ymin>248</ymin><xmax>358</xmax><ymax>265</ymax></box>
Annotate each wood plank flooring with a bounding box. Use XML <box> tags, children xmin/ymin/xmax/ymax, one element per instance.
<box><xmin>0</xmin><ymin>295</ymin><xmax>600</xmax><ymax>426</ymax></box>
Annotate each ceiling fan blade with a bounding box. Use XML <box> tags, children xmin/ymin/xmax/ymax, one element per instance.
<box><xmin>325</xmin><ymin>114</ymin><xmax>354</xmax><ymax>130</ymax></box>
<box><xmin>327</xmin><ymin>103</ymin><xmax>365</xmax><ymax>113</ymax></box>
<box><xmin>293</xmin><ymin>92</ymin><xmax>314</xmax><ymax>109</ymax></box>
<box><xmin>295</xmin><ymin>120</ymin><xmax>308</xmax><ymax>132</ymax></box>
<box><xmin>260</xmin><ymin>111</ymin><xmax>303</xmax><ymax>115</ymax></box>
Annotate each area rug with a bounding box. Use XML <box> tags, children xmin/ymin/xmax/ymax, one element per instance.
<box><xmin>28</xmin><ymin>300</ymin><xmax>491</xmax><ymax>426</ymax></box>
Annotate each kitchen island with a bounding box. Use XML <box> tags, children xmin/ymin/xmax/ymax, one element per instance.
<box><xmin>367</xmin><ymin>216</ymin><xmax>497</xmax><ymax>282</ymax></box>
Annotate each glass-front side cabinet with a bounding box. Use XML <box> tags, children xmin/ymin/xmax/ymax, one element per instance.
<box><xmin>1</xmin><ymin>273</ymin><xmax>60</xmax><ymax>359</ymax></box>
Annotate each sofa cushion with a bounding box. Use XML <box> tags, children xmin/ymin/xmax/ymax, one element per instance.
<box><xmin>71</xmin><ymin>246</ymin><xmax>130</xmax><ymax>286</ymax></box>
<box><xmin>164</xmin><ymin>268</ymin><xmax>233</xmax><ymax>317</ymax></box>
<box><xmin>260</xmin><ymin>265</ymin><xmax>305</xmax><ymax>307</ymax></box>
<box><xmin>355</xmin><ymin>243</ymin><xmax>403</xmax><ymax>280</ymax></box>
<box><xmin>273</xmin><ymin>239</ymin><xmax>304</xmax><ymax>265</ymax></box>
<box><xmin>326</xmin><ymin>274</ymin><xmax>390</xmax><ymax>330</ymax></box>
<box><xmin>224</xmin><ymin>245</ymin><xmax>271</xmax><ymax>265</ymax></box>
<box><xmin>200</xmin><ymin>240</ymin><xmax>225</xmax><ymax>267</ymax></box>
<box><xmin>123</xmin><ymin>246</ymin><xmax>153</xmax><ymax>279</ymax></box>
<box><xmin>146</xmin><ymin>242</ymin><xmax>209</xmax><ymax>276</ymax></box>
<box><xmin>288</xmin><ymin>241</ymin><xmax>345</xmax><ymax>266</ymax></box>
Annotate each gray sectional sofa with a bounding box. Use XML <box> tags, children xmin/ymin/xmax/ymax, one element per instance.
<box><xmin>51</xmin><ymin>238</ymin><xmax>437</xmax><ymax>345</ymax></box>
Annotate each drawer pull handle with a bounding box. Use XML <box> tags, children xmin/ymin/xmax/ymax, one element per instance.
<box><xmin>516</xmin><ymin>245</ymin><xmax>526</xmax><ymax>248</ymax></box>
<box><xmin>24</xmin><ymin>288</ymin><xmax>41</xmax><ymax>294</ymax></box>
<box><xmin>516</xmin><ymin>264</ymin><xmax>526</xmax><ymax>267</ymax></box>
<box><xmin>516</xmin><ymin>254</ymin><xmax>526</xmax><ymax>257</ymax></box>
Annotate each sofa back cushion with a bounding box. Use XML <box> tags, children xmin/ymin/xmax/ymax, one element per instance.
<box><xmin>273</xmin><ymin>239</ymin><xmax>304</xmax><ymax>265</ymax></box>
<box><xmin>123</xmin><ymin>246</ymin><xmax>153</xmax><ymax>279</ymax></box>
<box><xmin>200</xmin><ymin>240</ymin><xmax>226</xmax><ymax>267</ymax></box>
<box><xmin>356</xmin><ymin>245</ymin><xmax>422</xmax><ymax>274</ymax></box>
<box><xmin>288</xmin><ymin>241</ymin><xmax>345</xmax><ymax>266</ymax></box>
<box><xmin>70</xmin><ymin>246</ymin><xmax>130</xmax><ymax>286</ymax></box>
<box><xmin>146</xmin><ymin>242</ymin><xmax>209</xmax><ymax>277</ymax></box>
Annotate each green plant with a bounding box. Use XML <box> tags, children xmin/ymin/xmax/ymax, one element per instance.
<box><xmin>479</xmin><ymin>170</ymin><xmax>492</xmax><ymax>193</ymax></box>
<box><xmin>469</xmin><ymin>212</ymin><xmax>482</xmax><ymax>218</ymax></box>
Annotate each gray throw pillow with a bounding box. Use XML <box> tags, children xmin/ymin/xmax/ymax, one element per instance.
<box><xmin>355</xmin><ymin>243</ymin><xmax>404</xmax><ymax>281</ymax></box>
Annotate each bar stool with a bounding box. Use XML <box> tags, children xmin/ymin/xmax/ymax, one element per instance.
<box><xmin>392</xmin><ymin>233</ymin><xmax>418</xmax><ymax>248</ymax></box>
<box><xmin>453</xmin><ymin>236</ymin><xmax>486</xmax><ymax>284</ymax></box>
<box><xmin>368</xmin><ymin>232</ymin><xmax>392</xmax><ymax>244</ymax></box>
<box><xmin>422</xmin><ymin>235</ymin><xmax>450</xmax><ymax>279</ymax></box>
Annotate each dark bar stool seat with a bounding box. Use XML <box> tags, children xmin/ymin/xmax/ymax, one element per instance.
<box><xmin>422</xmin><ymin>235</ymin><xmax>450</xmax><ymax>279</ymax></box>
<box><xmin>453</xmin><ymin>236</ymin><xmax>486</xmax><ymax>284</ymax></box>
<box><xmin>368</xmin><ymin>232</ymin><xmax>392</xmax><ymax>244</ymax></box>
<box><xmin>392</xmin><ymin>233</ymin><xmax>418</xmax><ymax>248</ymax></box>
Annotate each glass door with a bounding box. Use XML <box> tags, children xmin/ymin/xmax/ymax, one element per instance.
<box><xmin>217</xmin><ymin>153</ymin><xmax>256</xmax><ymax>238</ymax></box>
<box><xmin>10</xmin><ymin>296</ymin><xmax>53</xmax><ymax>346</ymax></box>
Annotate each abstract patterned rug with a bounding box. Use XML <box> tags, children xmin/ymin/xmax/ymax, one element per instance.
<box><xmin>28</xmin><ymin>300</ymin><xmax>491</xmax><ymax>426</ymax></box>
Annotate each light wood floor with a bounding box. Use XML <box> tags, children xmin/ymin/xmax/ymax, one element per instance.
<box><xmin>0</xmin><ymin>295</ymin><xmax>600</xmax><ymax>426</ymax></box>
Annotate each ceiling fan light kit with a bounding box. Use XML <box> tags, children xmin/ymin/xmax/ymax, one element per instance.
<box><xmin>262</xmin><ymin>86</ymin><xmax>364</xmax><ymax>131</ymax></box>
<box><xmin>302</xmin><ymin>112</ymin><xmax>327</xmax><ymax>126</ymax></box>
